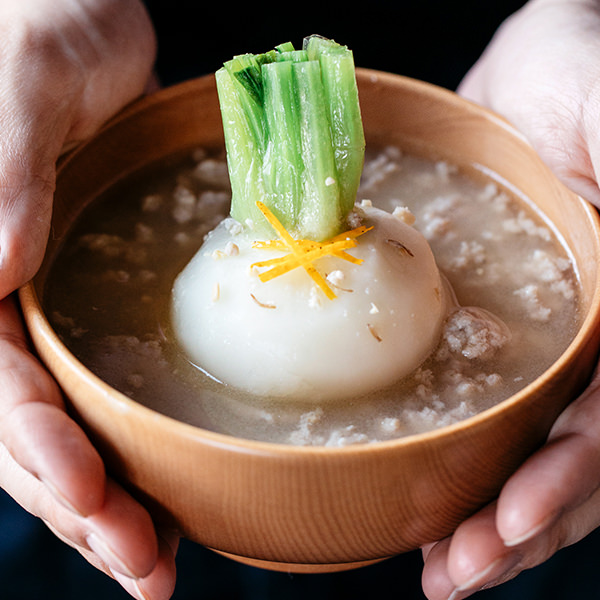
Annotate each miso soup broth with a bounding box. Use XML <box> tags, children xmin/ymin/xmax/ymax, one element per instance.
<box><xmin>44</xmin><ymin>146</ymin><xmax>581</xmax><ymax>446</ymax></box>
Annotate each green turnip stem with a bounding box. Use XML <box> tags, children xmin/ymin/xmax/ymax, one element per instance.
<box><xmin>215</xmin><ymin>35</ymin><xmax>365</xmax><ymax>241</ymax></box>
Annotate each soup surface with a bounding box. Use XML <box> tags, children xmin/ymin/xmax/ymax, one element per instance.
<box><xmin>44</xmin><ymin>146</ymin><xmax>581</xmax><ymax>445</ymax></box>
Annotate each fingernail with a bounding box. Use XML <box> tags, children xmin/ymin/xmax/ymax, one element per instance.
<box><xmin>503</xmin><ymin>511</ymin><xmax>557</xmax><ymax>547</ymax></box>
<box><xmin>40</xmin><ymin>477</ymin><xmax>86</xmax><ymax>517</ymax></box>
<box><xmin>109</xmin><ymin>570</ymin><xmax>150</xmax><ymax>600</ymax></box>
<box><xmin>453</xmin><ymin>552</ymin><xmax>522</xmax><ymax>595</ymax></box>
<box><xmin>447</xmin><ymin>588</ymin><xmax>467</xmax><ymax>600</ymax></box>
<box><xmin>87</xmin><ymin>532</ymin><xmax>138</xmax><ymax>579</ymax></box>
<box><xmin>131</xmin><ymin>580</ymin><xmax>151</xmax><ymax>600</ymax></box>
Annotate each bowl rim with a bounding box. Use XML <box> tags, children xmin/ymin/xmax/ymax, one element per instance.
<box><xmin>19</xmin><ymin>69</ymin><xmax>600</xmax><ymax>457</ymax></box>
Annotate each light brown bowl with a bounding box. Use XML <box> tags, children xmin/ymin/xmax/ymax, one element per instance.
<box><xmin>19</xmin><ymin>69</ymin><xmax>600</xmax><ymax>573</ymax></box>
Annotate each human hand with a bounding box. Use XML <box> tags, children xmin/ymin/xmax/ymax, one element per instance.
<box><xmin>457</xmin><ymin>0</ymin><xmax>600</xmax><ymax>210</ymax></box>
<box><xmin>0</xmin><ymin>1</ymin><xmax>178</xmax><ymax>598</ymax></box>
<box><xmin>422</xmin><ymin>1</ymin><xmax>600</xmax><ymax>597</ymax></box>
<box><xmin>0</xmin><ymin>0</ymin><xmax>158</xmax><ymax>297</ymax></box>
<box><xmin>0</xmin><ymin>295</ymin><xmax>177</xmax><ymax>599</ymax></box>
<box><xmin>422</xmin><ymin>368</ymin><xmax>600</xmax><ymax>599</ymax></box>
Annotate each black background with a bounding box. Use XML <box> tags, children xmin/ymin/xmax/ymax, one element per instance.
<box><xmin>142</xmin><ymin>0</ymin><xmax>529</xmax><ymax>91</ymax></box>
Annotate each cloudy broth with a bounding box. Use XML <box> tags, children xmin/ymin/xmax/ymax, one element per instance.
<box><xmin>44</xmin><ymin>146</ymin><xmax>581</xmax><ymax>446</ymax></box>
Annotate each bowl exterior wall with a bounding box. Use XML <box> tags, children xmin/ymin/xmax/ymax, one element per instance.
<box><xmin>20</xmin><ymin>71</ymin><xmax>600</xmax><ymax>569</ymax></box>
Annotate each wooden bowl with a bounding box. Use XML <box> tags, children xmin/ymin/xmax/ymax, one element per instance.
<box><xmin>19</xmin><ymin>70</ymin><xmax>600</xmax><ymax>573</ymax></box>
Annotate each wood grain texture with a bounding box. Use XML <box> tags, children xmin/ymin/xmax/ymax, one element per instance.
<box><xmin>19</xmin><ymin>70</ymin><xmax>600</xmax><ymax>573</ymax></box>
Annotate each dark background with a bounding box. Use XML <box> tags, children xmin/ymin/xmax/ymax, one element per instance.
<box><xmin>5</xmin><ymin>1</ymin><xmax>600</xmax><ymax>599</ymax></box>
<box><xmin>143</xmin><ymin>0</ymin><xmax>528</xmax><ymax>91</ymax></box>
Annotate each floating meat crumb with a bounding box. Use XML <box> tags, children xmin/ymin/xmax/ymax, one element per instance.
<box><xmin>193</xmin><ymin>158</ymin><xmax>230</xmax><ymax>186</ymax></box>
<box><xmin>141</xmin><ymin>194</ymin><xmax>163</xmax><ymax>212</ymax></box>
<box><xmin>325</xmin><ymin>426</ymin><xmax>370</xmax><ymax>447</ymax></box>
<box><xmin>438</xmin><ymin>307</ymin><xmax>511</xmax><ymax>360</ymax></box>
<box><xmin>102</xmin><ymin>269</ymin><xmax>130</xmax><ymax>283</ymax></box>
<box><xmin>52</xmin><ymin>311</ymin><xmax>76</xmax><ymax>329</ymax></box>
<box><xmin>380</xmin><ymin>417</ymin><xmax>401</xmax><ymax>433</ymax></box>
<box><xmin>358</xmin><ymin>147</ymin><xmax>400</xmax><ymax>190</ymax></box>
<box><xmin>172</xmin><ymin>186</ymin><xmax>197</xmax><ymax>224</ymax></box>
<box><xmin>78</xmin><ymin>233</ymin><xmax>125</xmax><ymax>257</ymax></box>
<box><xmin>126</xmin><ymin>373</ymin><xmax>144</xmax><ymax>389</ymax></box>
<box><xmin>137</xmin><ymin>269</ymin><xmax>157</xmax><ymax>284</ymax></box>
<box><xmin>434</xmin><ymin>161</ymin><xmax>458</xmax><ymax>181</ymax></box>
<box><xmin>502</xmin><ymin>210</ymin><xmax>552</xmax><ymax>241</ymax></box>
<box><xmin>514</xmin><ymin>284</ymin><xmax>552</xmax><ymax>321</ymax></box>
<box><xmin>173</xmin><ymin>231</ymin><xmax>192</xmax><ymax>245</ymax></box>
<box><xmin>288</xmin><ymin>409</ymin><xmax>325</xmax><ymax>445</ymax></box>
<box><xmin>447</xmin><ymin>240</ymin><xmax>486</xmax><ymax>270</ymax></box>
<box><xmin>527</xmin><ymin>249</ymin><xmax>575</xmax><ymax>300</ymax></box>
<box><xmin>197</xmin><ymin>190</ymin><xmax>230</xmax><ymax>216</ymax></box>
<box><xmin>135</xmin><ymin>222</ymin><xmax>155</xmax><ymax>243</ymax></box>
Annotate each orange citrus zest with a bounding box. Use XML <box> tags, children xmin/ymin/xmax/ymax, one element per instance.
<box><xmin>250</xmin><ymin>201</ymin><xmax>372</xmax><ymax>300</ymax></box>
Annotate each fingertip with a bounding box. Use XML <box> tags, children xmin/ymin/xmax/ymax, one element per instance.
<box><xmin>498</xmin><ymin>506</ymin><xmax>560</xmax><ymax>548</ymax></box>
<box><xmin>421</xmin><ymin>537</ymin><xmax>455</xmax><ymax>600</ymax></box>
<box><xmin>0</xmin><ymin>242</ymin><xmax>43</xmax><ymax>299</ymax></box>
<box><xmin>89</xmin><ymin>479</ymin><xmax>160</xmax><ymax>579</ymax></box>
<box><xmin>111</xmin><ymin>532</ymin><xmax>178</xmax><ymax>600</ymax></box>
<box><xmin>0</xmin><ymin>163</ymin><xmax>54</xmax><ymax>297</ymax></box>
<box><xmin>493</xmin><ymin>437</ymin><xmax>575</xmax><ymax>546</ymax></box>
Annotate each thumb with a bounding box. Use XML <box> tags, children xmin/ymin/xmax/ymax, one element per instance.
<box><xmin>0</xmin><ymin>145</ymin><xmax>56</xmax><ymax>299</ymax></box>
